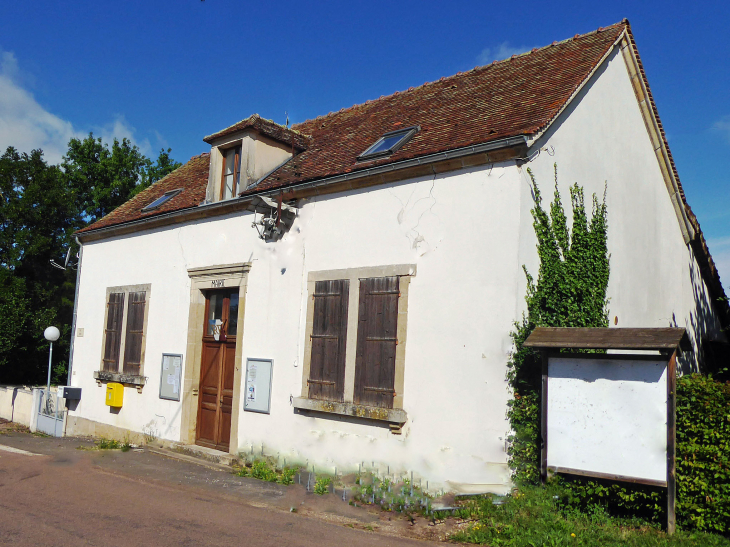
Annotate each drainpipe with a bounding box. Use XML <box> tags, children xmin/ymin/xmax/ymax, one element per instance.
<box><xmin>67</xmin><ymin>237</ymin><xmax>83</xmax><ymax>386</ymax></box>
<box><xmin>63</xmin><ymin>237</ymin><xmax>83</xmax><ymax>437</ymax></box>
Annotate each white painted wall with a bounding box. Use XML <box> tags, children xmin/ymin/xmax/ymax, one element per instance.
<box><xmin>70</xmin><ymin>161</ymin><xmax>523</xmax><ymax>493</ymax></box>
<box><xmin>68</xmin><ymin>44</ymin><xmax>724</xmax><ymax>493</ymax></box>
<box><xmin>0</xmin><ymin>386</ymin><xmax>34</xmax><ymax>426</ymax></box>
<box><xmin>521</xmin><ymin>47</ymin><xmax>725</xmax><ymax>368</ymax></box>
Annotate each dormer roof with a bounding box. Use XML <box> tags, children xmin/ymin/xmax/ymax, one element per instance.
<box><xmin>203</xmin><ymin>114</ymin><xmax>311</xmax><ymax>151</ymax></box>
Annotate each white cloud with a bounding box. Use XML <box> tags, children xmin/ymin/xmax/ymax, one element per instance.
<box><xmin>0</xmin><ymin>50</ymin><xmax>80</xmax><ymax>163</ymax></box>
<box><xmin>96</xmin><ymin>115</ymin><xmax>152</xmax><ymax>157</ymax></box>
<box><xmin>477</xmin><ymin>42</ymin><xmax>536</xmax><ymax>65</ymax></box>
<box><xmin>0</xmin><ymin>48</ymin><xmax>153</xmax><ymax>164</ymax></box>
<box><xmin>712</xmin><ymin>115</ymin><xmax>730</xmax><ymax>145</ymax></box>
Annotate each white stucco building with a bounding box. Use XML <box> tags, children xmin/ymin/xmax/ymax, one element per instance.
<box><xmin>66</xmin><ymin>21</ymin><xmax>728</xmax><ymax>493</ymax></box>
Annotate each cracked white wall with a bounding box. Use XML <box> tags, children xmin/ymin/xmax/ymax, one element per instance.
<box><xmin>520</xmin><ymin>46</ymin><xmax>725</xmax><ymax>370</ymax></box>
<box><xmin>66</xmin><ymin>44</ymin><xmax>725</xmax><ymax>493</ymax></box>
<box><xmin>69</xmin><ymin>161</ymin><xmax>524</xmax><ymax>494</ymax></box>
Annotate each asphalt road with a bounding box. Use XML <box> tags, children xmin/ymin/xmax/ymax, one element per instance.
<box><xmin>0</xmin><ymin>431</ymin><xmax>443</xmax><ymax>547</ymax></box>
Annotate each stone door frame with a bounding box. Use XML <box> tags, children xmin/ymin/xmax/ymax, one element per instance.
<box><xmin>180</xmin><ymin>262</ymin><xmax>251</xmax><ymax>453</ymax></box>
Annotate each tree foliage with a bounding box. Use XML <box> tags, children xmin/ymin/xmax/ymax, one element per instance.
<box><xmin>0</xmin><ymin>148</ymin><xmax>78</xmax><ymax>384</ymax></box>
<box><xmin>507</xmin><ymin>165</ymin><xmax>610</xmax><ymax>483</ymax></box>
<box><xmin>63</xmin><ymin>134</ymin><xmax>180</xmax><ymax>223</ymax></box>
<box><xmin>0</xmin><ymin>136</ymin><xmax>181</xmax><ymax>385</ymax></box>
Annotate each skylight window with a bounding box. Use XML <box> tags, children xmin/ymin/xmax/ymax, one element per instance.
<box><xmin>141</xmin><ymin>188</ymin><xmax>182</xmax><ymax>212</ymax></box>
<box><xmin>358</xmin><ymin>126</ymin><xmax>419</xmax><ymax>160</ymax></box>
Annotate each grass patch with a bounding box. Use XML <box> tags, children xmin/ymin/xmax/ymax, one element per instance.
<box><xmin>97</xmin><ymin>437</ymin><xmax>121</xmax><ymax>450</ymax></box>
<box><xmin>314</xmin><ymin>476</ymin><xmax>331</xmax><ymax>495</ymax></box>
<box><xmin>451</xmin><ymin>484</ymin><xmax>730</xmax><ymax>546</ymax></box>
<box><xmin>234</xmin><ymin>458</ymin><xmax>298</xmax><ymax>485</ymax></box>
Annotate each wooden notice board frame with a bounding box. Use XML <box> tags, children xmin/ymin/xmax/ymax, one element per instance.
<box><xmin>524</xmin><ymin>327</ymin><xmax>690</xmax><ymax>535</ymax></box>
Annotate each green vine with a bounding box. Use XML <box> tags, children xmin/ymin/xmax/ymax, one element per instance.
<box><xmin>506</xmin><ymin>165</ymin><xmax>730</xmax><ymax>535</ymax></box>
<box><xmin>507</xmin><ymin>164</ymin><xmax>610</xmax><ymax>484</ymax></box>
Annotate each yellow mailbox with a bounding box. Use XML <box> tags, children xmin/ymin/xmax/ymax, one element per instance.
<box><xmin>105</xmin><ymin>382</ymin><xmax>123</xmax><ymax>407</ymax></box>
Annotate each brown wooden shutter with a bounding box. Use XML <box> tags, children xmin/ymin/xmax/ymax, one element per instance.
<box><xmin>307</xmin><ymin>280</ymin><xmax>349</xmax><ymax>402</ymax></box>
<box><xmin>354</xmin><ymin>276</ymin><xmax>399</xmax><ymax>409</ymax></box>
<box><xmin>122</xmin><ymin>291</ymin><xmax>147</xmax><ymax>375</ymax></box>
<box><xmin>102</xmin><ymin>292</ymin><xmax>125</xmax><ymax>372</ymax></box>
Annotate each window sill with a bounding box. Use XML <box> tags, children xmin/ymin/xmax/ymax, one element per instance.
<box><xmin>94</xmin><ymin>370</ymin><xmax>146</xmax><ymax>390</ymax></box>
<box><xmin>292</xmin><ymin>397</ymin><xmax>407</xmax><ymax>425</ymax></box>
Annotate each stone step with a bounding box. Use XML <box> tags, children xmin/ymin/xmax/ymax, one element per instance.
<box><xmin>168</xmin><ymin>443</ymin><xmax>239</xmax><ymax>467</ymax></box>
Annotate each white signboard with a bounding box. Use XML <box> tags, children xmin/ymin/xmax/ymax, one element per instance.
<box><xmin>244</xmin><ymin>358</ymin><xmax>273</xmax><ymax>414</ymax></box>
<box><xmin>159</xmin><ymin>353</ymin><xmax>183</xmax><ymax>401</ymax></box>
<box><xmin>547</xmin><ymin>356</ymin><xmax>667</xmax><ymax>484</ymax></box>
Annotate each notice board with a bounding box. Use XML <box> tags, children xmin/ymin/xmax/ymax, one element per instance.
<box><xmin>547</xmin><ymin>356</ymin><xmax>668</xmax><ymax>484</ymax></box>
<box><xmin>159</xmin><ymin>353</ymin><xmax>183</xmax><ymax>401</ymax></box>
<box><xmin>244</xmin><ymin>358</ymin><xmax>273</xmax><ymax>414</ymax></box>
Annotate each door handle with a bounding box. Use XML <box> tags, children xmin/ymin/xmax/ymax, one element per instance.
<box><xmin>220</xmin><ymin>398</ymin><xmax>223</xmax><ymax>406</ymax></box>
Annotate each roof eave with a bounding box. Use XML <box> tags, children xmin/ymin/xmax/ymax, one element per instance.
<box><xmin>77</xmin><ymin>135</ymin><xmax>528</xmax><ymax>241</ymax></box>
<box><xmin>250</xmin><ymin>135</ymin><xmax>529</xmax><ymax>197</ymax></box>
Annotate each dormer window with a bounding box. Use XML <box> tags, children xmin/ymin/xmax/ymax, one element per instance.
<box><xmin>141</xmin><ymin>188</ymin><xmax>182</xmax><ymax>212</ymax></box>
<box><xmin>220</xmin><ymin>145</ymin><xmax>242</xmax><ymax>199</ymax></box>
<box><xmin>358</xmin><ymin>126</ymin><xmax>419</xmax><ymax>161</ymax></box>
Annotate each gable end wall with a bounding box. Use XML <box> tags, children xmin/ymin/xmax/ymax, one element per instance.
<box><xmin>519</xmin><ymin>46</ymin><xmax>725</xmax><ymax>370</ymax></box>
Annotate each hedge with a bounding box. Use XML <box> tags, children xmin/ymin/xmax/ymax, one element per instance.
<box><xmin>675</xmin><ymin>373</ymin><xmax>730</xmax><ymax>533</ymax></box>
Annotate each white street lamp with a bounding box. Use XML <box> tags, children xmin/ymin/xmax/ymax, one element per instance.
<box><xmin>44</xmin><ymin>326</ymin><xmax>60</xmax><ymax>412</ymax></box>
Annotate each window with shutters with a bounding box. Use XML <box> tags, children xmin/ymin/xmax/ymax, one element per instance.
<box><xmin>295</xmin><ymin>265</ymin><xmax>414</xmax><ymax>428</ymax></box>
<box><xmin>98</xmin><ymin>284</ymin><xmax>151</xmax><ymax>383</ymax></box>
<box><xmin>307</xmin><ymin>280</ymin><xmax>349</xmax><ymax>402</ymax></box>
<box><xmin>354</xmin><ymin>276</ymin><xmax>399</xmax><ymax>409</ymax></box>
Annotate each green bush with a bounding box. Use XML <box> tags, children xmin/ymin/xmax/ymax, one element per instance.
<box><xmin>676</xmin><ymin>374</ymin><xmax>730</xmax><ymax>533</ymax></box>
<box><xmin>540</xmin><ymin>374</ymin><xmax>730</xmax><ymax>535</ymax></box>
<box><xmin>452</xmin><ymin>485</ymin><xmax>730</xmax><ymax>546</ymax></box>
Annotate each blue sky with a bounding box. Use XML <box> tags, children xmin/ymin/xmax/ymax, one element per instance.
<box><xmin>1</xmin><ymin>1</ymin><xmax>728</xmax><ymax>290</ymax></box>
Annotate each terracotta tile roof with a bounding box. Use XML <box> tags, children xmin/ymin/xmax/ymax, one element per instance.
<box><xmin>203</xmin><ymin>114</ymin><xmax>311</xmax><ymax>151</ymax></box>
<box><xmin>82</xmin><ymin>23</ymin><xmax>628</xmax><ymax>235</ymax></box>
<box><xmin>75</xmin><ymin>20</ymin><xmax>729</xmax><ymax>331</ymax></box>
<box><xmin>245</xmin><ymin>22</ymin><xmax>626</xmax><ymax>194</ymax></box>
<box><xmin>77</xmin><ymin>153</ymin><xmax>211</xmax><ymax>233</ymax></box>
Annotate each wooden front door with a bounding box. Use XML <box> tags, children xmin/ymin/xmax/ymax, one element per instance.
<box><xmin>196</xmin><ymin>289</ymin><xmax>239</xmax><ymax>451</ymax></box>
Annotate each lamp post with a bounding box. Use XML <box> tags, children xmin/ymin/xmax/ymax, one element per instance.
<box><xmin>44</xmin><ymin>326</ymin><xmax>60</xmax><ymax>413</ymax></box>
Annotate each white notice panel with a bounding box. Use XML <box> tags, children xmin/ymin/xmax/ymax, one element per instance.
<box><xmin>548</xmin><ymin>357</ymin><xmax>667</xmax><ymax>483</ymax></box>
<box><xmin>159</xmin><ymin>354</ymin><xmax>183</xmax><ymax>401</ymax></box>
<box><xmin>244</xmin><ymin>358</ymin><xmax>273</xmax><ymax>414</ymax></box>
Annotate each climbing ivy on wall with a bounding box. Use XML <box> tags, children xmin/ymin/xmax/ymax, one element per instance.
<box><xmin>507</xmin><ymin>164</ymin><xmax>610</xmax><ymax>485</ymax></box>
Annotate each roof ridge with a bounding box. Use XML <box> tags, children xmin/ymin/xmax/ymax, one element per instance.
<box><xmin>292</xmin><ymin>21</ymin><xmax>628</xmax><ymax>129</ymax></box>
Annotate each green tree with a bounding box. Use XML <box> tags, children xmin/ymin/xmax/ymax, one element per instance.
<box><xmin>508</xmin><ymin>165</ymin><xmax>610</xmax><ymax>483</ymax></box>
<box><xmin>0</xmin><ymin>137</ymin><xmax>182</xmax><ymax>385</ymax></box>
<box><xmin>0</xmin><ymin>147</ymin><xmax>79</xmax><ymax>384</ymax></box>
<box><xmin>141</xmin><ymin>148</ymin><xmax>181</xmax><ymax>194</ymax></box>
<box><xmin>62</xmin><ymin>135</ymin><xmax>181</xmax><ymax>223</ymax></box>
